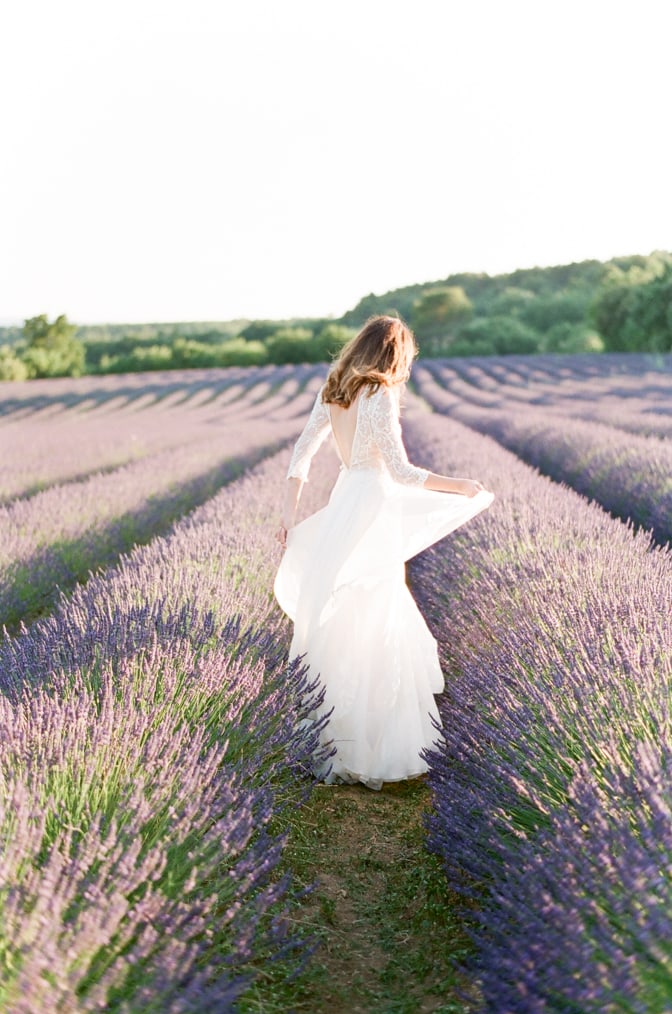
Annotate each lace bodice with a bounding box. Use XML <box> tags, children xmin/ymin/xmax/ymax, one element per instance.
<box><xmin>287</xmin><ymin>385</ymin><xmax>429</xmax><ymax>487</ymax></box>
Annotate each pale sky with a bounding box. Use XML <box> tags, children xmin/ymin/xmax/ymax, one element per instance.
<box><xmin>1</xmin><ymin>0</ymin><xmax>669</xmax><ymax>325</ymax></box>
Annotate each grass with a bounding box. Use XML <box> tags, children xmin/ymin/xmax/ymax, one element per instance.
<box><xmin>241</xmin><ymin>777</ymin><xmax>478</xmax><ymax>1013</ymax></box>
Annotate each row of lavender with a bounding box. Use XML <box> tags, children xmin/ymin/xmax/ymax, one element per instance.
<box><xmin>0</xmin><ymin>372</ymin><xmax>325</xmax><ymax>633</ymax></box>
<box><xmin>0</xmin><ymin>438</ymin><xmax>339</xmax><ymax>1012</ymax></box>
<box><xmin>403</xmin><ymin>402</ymin><xmax>672</xmax><ymax>1011</ymax></box>
<box><xmin>414</xmin><ymin>361</ymin><xmax>672</xmax><ymax>548</ymax></box>
<box><xmin>429</xmin><ymin>353</ymin><xmax>672</xmax><ymax>440</ymax></box>
<box><xmin>0</xmin><ymin>364</ymin><xmax>321</xmax><ymax>503</ymax></box>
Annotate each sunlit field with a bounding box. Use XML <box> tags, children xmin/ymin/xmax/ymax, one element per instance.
<box><xmin>1</xmin><ymin>352</ymin><xmax>671</xmax><ymax>1012</ymax></box>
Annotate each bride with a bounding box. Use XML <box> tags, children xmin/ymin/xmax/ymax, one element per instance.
<box><xmin>274</xmin><ymin>315</ymin><xmax>494</xmax><ymax>789</ymax></box>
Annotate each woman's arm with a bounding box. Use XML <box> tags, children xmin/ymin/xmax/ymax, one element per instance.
<box><xmin>276</xmin><ymin>477</ymin><xmax>303</xmax><ymax>548</ymax></box>
<box><xmin>374</xmin><ymin>389</ymin><xmax>487</xmax><ymax>496</ymax></box>
<box><xmin>276</xmin><ymin>388</ymin><xmax>330</xmax><ymax>549</ymax></box>
<box><xmin>424</xmin><ymin>473</ymin><xmax>486</xmax><ymax>497</ymax></box>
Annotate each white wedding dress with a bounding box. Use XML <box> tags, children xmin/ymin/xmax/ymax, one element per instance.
<box><xmin>274</xmin><ymin>384</ymin><xmax>494</xmax><ymax>789</ymax></box>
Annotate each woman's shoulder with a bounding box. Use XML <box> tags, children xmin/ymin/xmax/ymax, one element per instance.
<box><xmin>370</xmin><ymin>383</ymin><xmax>401</xmax><ymax>407</ymax></box>
<box><xmin>362</xmin><ymin>384</ymin><xmax>401</xmax><ymax>424</ymax></box>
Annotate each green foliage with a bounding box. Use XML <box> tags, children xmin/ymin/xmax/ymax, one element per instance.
<box><xmin>412</xmin><ymin>286</ymin><xmax>473</xmax><ymax>341</ymax></box>
<box><xmin>313</xmin><ymin>323</ymin><xmax>355</xmax><ymax>361</ymax></box>
<box><xmin>23</xmin><ymin>313</ymin><xmax>76</xmax><ymax>349</ymax></box>
<box><xmin>342</xmin><ymin>262</ymin><xmax>607</xmax><ymax>330</ymax></box>
<box><xmin>76</xmin><ymin>320</ymin><xmax>247</xmax><ymax>343</ymax></box>
<box><xmin>543</xmin><ymin>322</ymin><xmax>605</xmax><ymax>354</ymax></box>
<box><xmin>592</xmin><ymin>263</ymin><xmax>672</xmax><ymax>353</ymax></box>
<box><xmin>0</xmin><ymin>325</ymin><xmax>24</xmax><ymax>346</ymax></box>
<box><xmin>171</xmin><ymin>337</ymin><xmax>267</xmax><ymax>368</ymax></box>
<box><xmin>215</xmin><ymin>338</ymin><xmax>267</xmax><ymax>366</ymax></box>
<box><xmin>441</xmin><ymin>337</ymin><xmax>497</xmax><ymax>358</ymax></box>
<box><xmin>452</xmin><ymin>316</ymin><xmax>541</xmax><ymax>356</ymax></box>
<box><xmin>342</xmin><ymin>291</ymin><xmax>406</xmax><ymax>326</ymax></box>
<box><xmin>601</xmin><ymin>250</ymin><xmax>672</xmax><ymax>287</ymax></box>
<box><xmin>486</xmin><ymin>287</ymin><xmax>537</xmax><ymax>318</ymax></box>
<box><xmin>263</xmin><ymin>324</ymin><xmax>355</xmax><ymax>366</ymax></box>
<box><xmin>21</xmin><ymin>314</ymin><xmax>85</xmax><ymax>378</ymax></box>
<box><xmin>266</xmin><ymin>328</ymin><xmax>315</xmax><ymax>364</ymax></box>
<box><xmin>338</xmin><ymin>253</ymin><xmax>671</xmax><ymax>359</ymax></box>
<box><xmin>98</xmin><ymin>337</ymin><xmax>269</xmax><ymax>373</ymax></box>
<box><xmin>0</xmin><ymin>346</ymin><xmax>29</xmax><ymax>381</ymax></box>
<box><xmin>240</xmin><ymin>320</ymin><xmax>282</xmax><ymax>342</ymax></box>
<box><xmin>100</xmin><ymin>344</ymin><xmax>173</xmax><ymax>373</ymax></box>
<box><xmin>518</xmin><ymin>291</ymin><xmax>588</xmax><ymax>331</ymax></box>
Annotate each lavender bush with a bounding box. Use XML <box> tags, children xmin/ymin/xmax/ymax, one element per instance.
<box><xmin>403</xmin><ymin>402</ymin><xmax>672</xmax><ymax>1011</ymax></box>
<box><xmin>0</xmin><ymin>442</ymin><xmax>338</xmax><ymax>1012</ymax></box>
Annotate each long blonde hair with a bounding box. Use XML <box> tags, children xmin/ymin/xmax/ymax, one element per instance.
<box><xmin>321</xmin><ymin>315</ymin><xmax>417</xmax><ymax>407</ymax></box>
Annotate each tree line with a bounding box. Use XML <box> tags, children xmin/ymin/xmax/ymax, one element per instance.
<box><xmin>1</xmin><ymin>251</ymin><xmax>670</xmax><ymax>380</ymax></box>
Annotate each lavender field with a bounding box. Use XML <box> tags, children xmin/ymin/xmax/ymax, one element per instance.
<box><xmin>0</xmin><ymin>366</ymin><xmax>324</xmax><ymax>632</ymax></box>
<box><xmin>1</xmin><ymin>354</ymin><xmax>670</xmax><ymax>1012</ymax></box>
<box><xmin>413</xmin><ymin>354</ymin><xmax>672</xmax><ymax>546</ymax></box>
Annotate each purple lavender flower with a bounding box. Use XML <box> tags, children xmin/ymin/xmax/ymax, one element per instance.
<box><xmin>402</xmin><ymin>397</ymin><xmax>672</xmax><ymax>1011</ymax></box>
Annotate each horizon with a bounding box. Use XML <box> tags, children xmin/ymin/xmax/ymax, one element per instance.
<box><xmin>2</xmin><ymin>247</ymin><xmax>668</xmax><ymax>329</ymax></box>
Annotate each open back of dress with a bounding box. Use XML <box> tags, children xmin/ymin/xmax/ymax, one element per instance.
<box><xmin>327</xmin><ymin>396</ymin><xmax>361</xmax><ymax>468</ymax></box>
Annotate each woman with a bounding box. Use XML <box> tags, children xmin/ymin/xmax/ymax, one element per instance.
<box><xmin>274</xmin><ymin>315</ymin><xmax>494</xmax><ymax>789</ymax></box>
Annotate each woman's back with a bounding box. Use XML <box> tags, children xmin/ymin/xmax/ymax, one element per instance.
<box><xmin>328</xmin><ymin>386</ymin><xmax>429</xmax><ymax>487</ymax></box>
<box><xmin>327</xmin><ymin>394</ymin><xmax>361</xmax><ymax>468</ymax></box>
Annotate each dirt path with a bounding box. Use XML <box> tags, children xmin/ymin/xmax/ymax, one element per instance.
<box><xmin>270</xmin><ymin>778</ymin><xmax>477</xmax><ymax>1013</ymax></box>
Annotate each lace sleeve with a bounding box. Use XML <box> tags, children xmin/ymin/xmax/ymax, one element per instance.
<box><xmin>372</xmin><ymin>388</ymin><xmax>429</xmax><ymax>487</ymax></box>
<box><xmin>286</xmin><ymin>386</ymin><xmax>331</xmax><ymax>482</ymax></box>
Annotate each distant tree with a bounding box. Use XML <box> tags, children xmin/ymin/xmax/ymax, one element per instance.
<box><xmin>23</xmin><ymin>313</ymin><xmax>76</xmax><ymax>349</ymax></box>
<box><xmin>443</xmin><ymin>337</ymin><xmax>497</xmax><ymax>358</ymax></box>
<box><xmin>412</xmin><ymin>287</ymin><xmax>473</xmax><ymax>343</ymax></box>
<box><xmin>631</xmin><ymin>268</ymin><xmax>672</xmax><ymax>352</ymax></box>
<box><xmin>602</xmin><ymin>250</ymin><xmax>672</xmax><ymax>287</ymax></box>
<box><xmin>121</xmin><ymin>345</ymin><xmax>173</xmax><ymax>371</ymax></box>
<box><xmin>455</xmin><ymin>316</ymin><xmax>540</xmax><ymax>355</ymax></box>
<box><xmin>543</xmin><ymin>322</ymin><xmax>604</xmax><ymax>354</ymax></box>
<box><xmin>592</xmin><ymin>265</ymin><xmax>672</xmax><ymax>352</ymax></box>
<box><xmin>241</xmin><ymin>320</ymin><xmax>283</xmax><ymax>342</ymax></box>
<box><xmin>0</xmin><ymin>346</ymin><xmax>29</xmax><ymax>381</ymax></box>
<box><xmin>215</xmin><ymin>339</ymin><xmax>267</xmax><ymax>366</ymax></box>
<box><xmin>518</xmin><ymin>291</ymin><xmax>589</xmax><ymax>331</ymax></box>
<box><xmin>314</xmin><ymin>323</ymin><xmax>355</xmax><ymax>361</ymax></box>
<box><xmin>341</xmin><ymin>292</ymin><xmax>394</xmax><ymax>327</ymax></box>
<box><xmin>266</xmin><ymin>327</ymin><xmax>315</xmax><ymax>364</ymax></box>
<box><xmin>0</xmin><ymin>326</ymin><xmax>24</xmax><ymax>345</ymax></box>
<box><xmin>171</xmin><ymin>337</ymin><xmax>268</xmax><ymax>368</ymax></box>
<box><xmin>21</xmin><ymin>314</ymin><xmax>85</xmax><ymax>377</ymax></box>
<box><xmin>488</xmin><ymin>287</ymin><xmax>536</xmax><ymax>318</ymax></box>
<box><xmin>591</xmin><ymin>285</ymin><xmax>634</xmax><ymax>350</ymax></box>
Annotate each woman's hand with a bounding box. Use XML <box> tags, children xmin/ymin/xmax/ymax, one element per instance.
<box><xmin>276</xmin><ymin>510</ymin><xmax>296</xmax><ymax>550</ymax></box>
<box><xmin>458</xmin><ymin>478</ymin><xmax>487</xmax><ymax>498</ymax></box>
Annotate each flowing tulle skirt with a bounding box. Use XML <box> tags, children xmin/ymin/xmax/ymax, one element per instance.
<box><xmin>274</xmin><ymin>466</ymin><xmax>494</xmax><ymax>789</ymax></box>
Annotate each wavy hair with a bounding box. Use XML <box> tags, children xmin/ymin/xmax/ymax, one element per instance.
<box><xmin>321</xmin><ymin>315</ymin><xmax>417</xmax><ymax>407</ymax></box>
